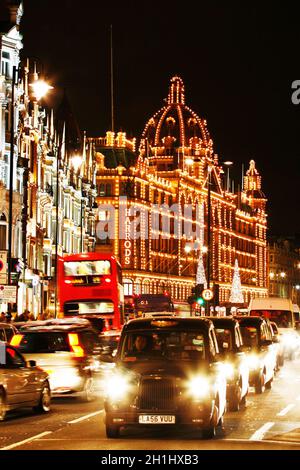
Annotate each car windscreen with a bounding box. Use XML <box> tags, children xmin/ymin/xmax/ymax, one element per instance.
<box><xmin>64</xmin><ymin>301</ymin><xmax>114</xmax><ymax>316</ymax></box>
<box><xmin>240</xmin><ymin>326</ymin><xmax>259</xmax><ymax>348</ymax></box>
<box><xmin>134</xmin><ymin>296</ymin><xmax>174</xmax><ymax>313</ymax></box>
<box><xmin>250</xmin><ymin>310</ymin><xmax>293</xmax><ymax>328</ymax></box>
<box><xmin>215</xmin><ymin>328</ymin><xmax>234</xmax><ymax>352</ymax></box>
<box><xmin>120</xmin><ymin>330</ymin><xmax>206</xmax><ymax>362</ymax></box>
<box><xmin>64</xmin><ymin>260</ymin><xmax>111</xmax><ymax>276</ymax></box>
<box><xmin>17</xmin><ymin>332</ymin><xmax>70</xmax><ymax>353</ymax></box>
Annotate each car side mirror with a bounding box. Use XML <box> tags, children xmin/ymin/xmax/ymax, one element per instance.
<box><xmin>27</xmin><ymin>360</ymin><xmax>36</xmax><ymax>368</ymax></box>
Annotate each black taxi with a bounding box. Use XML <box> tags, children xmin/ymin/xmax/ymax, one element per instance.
<box><xmin>103</xmin><ymin>316</ymin><xmax>227</xmax><ymax>439</ymax></box>
<box><xmin>208</xmin><ymin>317</ymin><xmax>249</xmax><ymax>411</ymax></box>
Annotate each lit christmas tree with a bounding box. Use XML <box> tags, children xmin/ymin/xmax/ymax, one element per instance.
<box><xmin>196</xmin><ymin>252</ymin><xmax>207</xmax><ymax>288</ymax></box>
<box><xmin>229</xmin><ymin>259</ymin><xmax>244</xmax><ymax>303</ymax></box>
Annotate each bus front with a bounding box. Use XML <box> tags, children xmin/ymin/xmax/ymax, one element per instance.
<box><xmin>59</xmin><ymin>254</ymin><xmax>123</xmax><ymax>331</ymax></box>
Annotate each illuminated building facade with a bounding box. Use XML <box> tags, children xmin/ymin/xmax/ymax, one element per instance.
<box><xmin>91</xmin><ymin>76</ymin><xmax>268</xmax><ymax>304</ymax></box>
<box><xmin>0</xmin><ymin>23</ymin><xmax>97</xmax><ymax>317</ymax></box>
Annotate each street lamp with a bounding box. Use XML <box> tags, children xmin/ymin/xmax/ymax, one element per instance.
<box><xmin>222</xmin><ymin>161</ymin><xmax>233</xmax><ymax>191</ymax></box>
<box><xmin>206</xmin><ymin>164</ymin><xmax>212</xmax><ymax>315</ymax></box>
<box><xmin>71</xmin><ymin>155</ymin><xmax>84</xmax><ymax>252</ymax></box>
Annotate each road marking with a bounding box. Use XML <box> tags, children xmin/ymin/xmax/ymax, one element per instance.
<box><xmin>68</xmin><ymin>410</ymin><xmax>103</xmax><ymax>424</ymax></box>
<box><xmin>277</xmin><ymin>404</ymin><xmax>295</xmax><ymax>416</ymax></box>
<box><xmin>0</xmin><ymin>431</ymin><xmax>52</xmax><ymax>450</ymax></box>
<box><xmin>249</xmin><ymin>422</ymin><xmax>275</xmax><ymax>441</ymax></box>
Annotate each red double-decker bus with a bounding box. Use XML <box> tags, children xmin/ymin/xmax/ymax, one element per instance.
<box><xmin>58</xmin><ymin>253</ymin><xmax>124</xmax><ymax>330</ymax></box>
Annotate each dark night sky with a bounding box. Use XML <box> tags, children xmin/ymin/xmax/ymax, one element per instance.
<box><xmin>20</xmin><ymin>0</ymin><xmax>299</xmax><ymax>236</ymax></box>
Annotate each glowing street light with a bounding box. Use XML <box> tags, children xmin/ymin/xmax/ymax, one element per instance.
<box><xmin>29</xmin><ymin>79</ymin><xmax>53</xmax><ymax>101</ymax></box>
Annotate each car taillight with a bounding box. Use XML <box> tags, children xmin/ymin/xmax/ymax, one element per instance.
<box><xmin>68</xmin><ymin>333</ymin><xmax>85</xmax><ymax>357</ymax></box>
<box><xmin>10</xmin><ymin>334</ymin><xmax>23</xmax><ymax>347</ymax></box>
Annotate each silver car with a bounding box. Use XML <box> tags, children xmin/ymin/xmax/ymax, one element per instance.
<box><xmin>0</xmin><ymin>344</ymin><xmax>51</xmax><ymax>421</ymax></box>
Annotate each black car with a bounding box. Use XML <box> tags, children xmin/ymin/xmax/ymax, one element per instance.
<box><xmin>235</xmin><ymin>316</ymin><xmax>277</xmax><ymax>394</ymax></box>
<box><xmin>209</xmin><ymin>317</ymin><xmax>249</xmax><ymax>411</ymax></box>
<box><xmin>103</xmin><ymin>316</ymin><xmax>227</xmax><ymax>439</ymax></box>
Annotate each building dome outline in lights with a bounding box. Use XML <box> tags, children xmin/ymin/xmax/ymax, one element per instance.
<box><xmin>141</xmin><ymin>76</ymin><xmax>213</xmax><ymax>161</ymax></box>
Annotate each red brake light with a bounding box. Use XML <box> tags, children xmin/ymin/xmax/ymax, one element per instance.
<box><xmin>10</xmin><ymin>334</ymin><xmax>23</xmax><ymax>347</ymax></box>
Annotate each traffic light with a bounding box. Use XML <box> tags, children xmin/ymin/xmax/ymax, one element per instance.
<box><xmin>9</xmin><ymin>258</ymin><xmax>22</xmax><ymax>285</ymax></box>
<box><xmin>188</xmin><ymin>284</ymin><xmax>205</xmax><ymax>306</ymax></box>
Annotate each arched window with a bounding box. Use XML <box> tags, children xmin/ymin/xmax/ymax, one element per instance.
<box><xmin>123</xmin><ymin>278</ymin><xmax>133</xmax><ymax>296</ymax></box>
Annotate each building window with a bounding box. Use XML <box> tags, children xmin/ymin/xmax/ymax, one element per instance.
<box><xmin>1</xmin><ymin>51</ymin><xmax>10</xmax><ymax>78</ymax></box>
<box><xmin>123</xmin><ymin>278</ymin><xmax>133</xmax><ymax>296</ymax></box>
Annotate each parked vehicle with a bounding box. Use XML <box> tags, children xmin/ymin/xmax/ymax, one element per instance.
<box><xmin>0</xmin><ymin>344</ymin><xmax>50</xmax><ymax>421</ymax></box>
<box><xmin>104</xmin><ymin>316</ymin><xmax>227</xmax><ymax>439</ymax></box>
<box><xmin>11</xmin><ymin>318</ymin><xmax>103</xmax><ymax>401</ymax></box>
<box><xmin>235</xmin><ymin>316</ymin><xmax>277</xmax><ymax>394</ymax></box>
<box><xmin>209</xmin><ymin>317</ymin><xmax>249</xmax><ymax>411</ymax></box>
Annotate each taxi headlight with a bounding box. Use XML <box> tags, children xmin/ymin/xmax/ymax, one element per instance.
<box><xmin>105</xmin><ymin>374</ymin><xmax>131</xmax><ymax>401</ymax></box>
<box><xmin>187</xmin><ymin>376</ymin><xmax>210</xmax><ymax>399</ymax></box>
<box><xmin>281</xmin><ymin>334</ymin><xmax>299</xmax><ymax>348</ymax></box>
<box><xmin>246</xmin><ymin>355</ymin><xmax>260</xmax><ymax>369</ymax></box>
<box><xmin>221</xmin><ymin>363</ymin><xmax>235</xmax><ymax>379</ymax></box>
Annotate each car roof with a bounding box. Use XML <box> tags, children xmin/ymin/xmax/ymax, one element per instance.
<box><xmin>208</xmin><ymin>316</ymin><xmax>239</xmax><ymax>327</ymax></box>
<box><xmin>0</xmin><ymin>322</ymin><xmax>16</xmax><ymax>328</ymax></box>
<box><xmin>235</xmin><ymin>316</ymin><xmax>265</xmax><ymax>325</ymax></box>
<box><xmin>124</xmin><ymin>316</ymin><xmax>213</xmax><ymax>331</ymax></box>
<box><xmin>19</xmin><ymin>318</ymin><xmax>92</xmax><ymax>332</ymax></box>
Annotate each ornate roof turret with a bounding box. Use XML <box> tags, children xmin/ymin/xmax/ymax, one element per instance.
<box><xmin>140</xmin><ymin>76</ymin><xmax>213</xmax><ymax>172</ymax></box>
<box><xmin>243</xmin><ymin>160</ymin><xmax>267</xmax><ymax>212</ymax></box>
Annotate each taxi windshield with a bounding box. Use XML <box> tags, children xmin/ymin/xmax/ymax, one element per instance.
<box><xmin>120</xmin><ymin>330</ymin><xmax>206</xmax><ymax>362</ymax></box>
<box><xmin>240</xmin><ymin>326</ymin><xmax>259</xmax><ymax>348</ymax></box>
<box><xmin>215</xmin><ymin>328</ymin><xmax>233</xmax><ymax>353</ymax></box>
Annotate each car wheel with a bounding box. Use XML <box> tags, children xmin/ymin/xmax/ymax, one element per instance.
<box><xmin>255</xmin><ymin>372</ymin><xmax>265</xmax><ymax>394</ymax></box>
<box><xmin>228</xmin><ymin>386</ymin><xmax>241</xmax><ymax>412</ymax></box>
<box><xmin>288</xmin><ymin>351</ymin><xmax>295</xmax><ymax>361</ymax></box>
<box><xmin>202</xmin><ymin>426</ymin><xmax>216</xmax><ymax>439</ymax></box>
<box><xmin>279</xmin><ymin>355</ymin><xmax>284</xmax><ymax>367</ymax></box>
<box><xmin>0</xmin><ymin>390</ymin><xmax>7</xmax><ymax>421</ymax></box>
<box><xmin>240</xmin><ymin>393</ymin><xmax>247</xmax><ymax>406</ymax></box>
<box><xmin>265</xmin><ymin>376</ymin><xmax>273</xmax><ymax>390</ymax></box>
<box><xmin>33</xmin><ymin>383</ymin><xmax>51</xmax><ymax>413</ymax></box>
<box><xmin>106</xmin><ymin>424</ymin><xmax>120</xmax><ymax>438</ymax></box>
<box><xmin>81</xmin><ymin>377</ymin><xmax>94</xmax><ymax>402</ymax></box>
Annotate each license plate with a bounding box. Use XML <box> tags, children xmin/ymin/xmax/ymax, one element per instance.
<box><xmin>139</xmin><ymin>415</ymin><xmax>176</xmax><ymax>424</ymax></box>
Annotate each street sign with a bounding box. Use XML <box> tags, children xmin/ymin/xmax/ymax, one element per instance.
<box><xmin>0</xmin><ymin>251</ymin><xmax>7</xmax><ymax>274</ymax></box>
<box><xmin>202</xmin><ymin>289</ymin><xmax>214</xmax><ymax>301</ymax></box>
<box><xmin>0</xmin><ymin>285</ymin><xmax>17</xmax><ymax>303</ymax></box>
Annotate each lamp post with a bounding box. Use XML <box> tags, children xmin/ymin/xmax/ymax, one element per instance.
<box><xmin>223</xmin><ymin>161</ymin><xmax>233</xmax><ymax>191</ymax></box>
<box><xmin>205</xmin><ymin>165</ymin><xmax>212</xmax><ymax>315</ymax></box>
<box><xmin>7</xmin><ymin>65</ymin><xmax>17</xmax><ymax>303</ymax></box>
<box><xmin>71</xmin><ymin>155</ymin><xmax>84</xmax><ymax>252</ymax></box>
